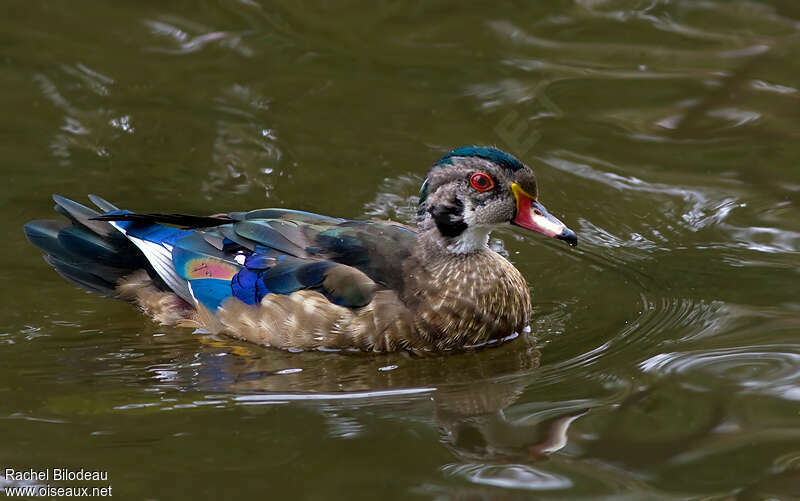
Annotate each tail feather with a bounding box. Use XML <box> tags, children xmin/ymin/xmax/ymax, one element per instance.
<box><xmin>25</xmin><ymin>195</ymin><xmax>152</xmax><ymax>296</ymax></box>
<box><xmin>44</xmin><ymin>255</ymin><xmax>118</xmax><ymax>296</ymax></box>
<box><xmin>52</xmin><ymin>194</ymin><xmax>121</xmax><ymax>239</ymax></box>
<box><xmin>58</xmin><ymin>226</ymin><xmax>141</xmax><ymax>268</ymax></box>
<box><xmin>87</xmin><ymin>194</ymin><xmax>120</xmax><ymax>213</ymax></box>
<box><xmin>23</xmin><ymin>219</ymin><xmax>71</xmax><ymax>260</ymax></box>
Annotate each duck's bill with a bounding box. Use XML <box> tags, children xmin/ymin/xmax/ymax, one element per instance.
<box><xmin>511</xmin><ymin>183</ymin><xmax>578</xmax><ymax>247</ymax></box>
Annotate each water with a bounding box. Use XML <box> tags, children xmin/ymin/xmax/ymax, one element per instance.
<box><xmin>2</xmin><ymin>0</ymin><xmax>800</xmax><ymax>499</ymax></box>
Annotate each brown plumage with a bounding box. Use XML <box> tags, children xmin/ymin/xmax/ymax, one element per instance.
<box><xmin>119</xmin><ymin>241</ymin><xmax>531</xmax><ymax>353</ymax></box>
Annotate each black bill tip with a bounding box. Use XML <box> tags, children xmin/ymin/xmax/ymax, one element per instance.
<box><xmin>557</xmin><ymin>227</ymin><xmax>578</xmax><ymax>247</ymax></box>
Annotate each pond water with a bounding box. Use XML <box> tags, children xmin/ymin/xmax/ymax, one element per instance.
<box><xmin>2</xmin><ymin>0</ymin><xmax>800</xmax><ymax>499</ymax></box>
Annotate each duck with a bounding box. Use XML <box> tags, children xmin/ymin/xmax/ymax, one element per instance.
<box><xmin>24</xmin><ymin>146</ymin><xmax>577</xmax><ymax>353</ymax></box>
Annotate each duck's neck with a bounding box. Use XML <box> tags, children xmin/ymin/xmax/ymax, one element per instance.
<box><xmin>445</xmin><ymin>226</ymin><xmax>492</xmax><ymax>254</ymax></box>
<box><xmin>416</xmin><ymin>225</ymin><xmax>491</xmax><ymax>257</ymax></box>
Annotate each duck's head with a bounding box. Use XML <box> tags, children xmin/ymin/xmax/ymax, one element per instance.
<box><xmin>418</xmin><ymin>146</ymin><xmax>577</xmax><ymax>253</ymax></box>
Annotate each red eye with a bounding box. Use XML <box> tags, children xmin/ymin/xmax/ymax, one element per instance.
<box><xmin>470</xmin><ymin>172</ymin><xmax>495</xmax><ymax>192</ymax></box>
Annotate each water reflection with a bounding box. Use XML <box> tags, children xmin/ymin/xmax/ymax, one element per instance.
<box><xmin>155</xmin><ymin>331</ymin><xmax>541</xmax><ymax>395</ymax></box>
<box><xmin>108</xmin><ymin>331</ymin><xmax>595</xmax><ymax>463</ymax></box>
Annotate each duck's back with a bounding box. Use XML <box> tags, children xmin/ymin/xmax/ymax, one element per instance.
<box><xmin>141</xmin><ymin>207</ymin><xmax>424</xmax><ymax>351</ymax></box>
<box><xmin>25</xmin><ymin>196</ymin><xmax>432</xmax><ymax>351</ymax></box>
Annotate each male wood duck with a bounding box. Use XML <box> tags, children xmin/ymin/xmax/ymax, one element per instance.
<box><xmin>24</xmin><ymin>146</ymin><xmax>576</xmax><ymax>353</ymax></box>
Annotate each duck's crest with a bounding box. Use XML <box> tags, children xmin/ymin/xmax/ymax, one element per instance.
<box><xmin>433</xmin><ymin>146</ymin><xmax>525</xmax><ymax>172</ymax></box>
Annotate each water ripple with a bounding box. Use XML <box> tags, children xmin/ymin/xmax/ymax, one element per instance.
<box><xmin>441</xmin><ymin>463</ymin><xmax>572</xmax><ymax>491</ymax></box>
<box><xmin>541</xmin><ymin>151</ymin><xmax>800</xmax><ymax>265</ymax></box>
<box><xmin>751</xmin><ymin>79</ymin><xmax>799</xmax><ymax>95</ymax></box>
<box><xmin>545</xmin><ymin>152</ymin><xmax>739</xmax><ymax>232</ymax></box>
<box><xmin>142</xmin><ymin>17</ymin><xmax>254</xmax><ymax>57</ymax></box>
<box><xmin>362</xmin><ymin>174</ymin><xmax>422</xmax><ymax>223</ymax></box>
<box><xmin>33</xmin><ymin>64</ymin><xmax>126</xmax><ymax>164</ymax></box>
<box><xmin>724</xmin><ymin>224</ymin><xmax>800</xmax><ymax>254</ymax></box>
<box><xmin>640</xmin><ymin>346</ymin><xmax>800</xmax><ymax>400</ymax></box>
<box><xmin>204</xmin><ymin>85</ymin><xmax>281</xmax><ymax>198</ymax></box>
<box><xmin>540</xmin><ymin>296</ymin><xmax>728</xmax><ymax>382</ymax></box>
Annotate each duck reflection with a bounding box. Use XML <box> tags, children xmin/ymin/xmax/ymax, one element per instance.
<box><xmin>150</xmin><ymin>331</ymin><xmax>587</xmax><ymax>463</ymax></box>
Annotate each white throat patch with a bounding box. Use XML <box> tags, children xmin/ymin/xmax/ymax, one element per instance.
<box><xmin>446</xmin><ymin>225</ymin><xmax>492</xmax><ymax>254</ymax></box>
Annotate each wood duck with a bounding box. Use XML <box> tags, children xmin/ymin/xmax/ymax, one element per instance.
<box><xmin>24</xmin><ymin>146</ymin><xmax>577</xmax><ymax>353</ymax></box>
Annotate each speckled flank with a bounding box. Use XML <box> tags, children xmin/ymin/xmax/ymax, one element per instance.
<box><xmin>116</xmin><ymin>243</ymin><xmax>531</xmax><ymax>353</ymax></box>
<box><xmin>183</xmin><ymin>289</ymin><xmax>418</xmax><ymax>352</ymax></box>
<box><xmin>116</xmin><ymin>270</ymin><xmax>193</xmax><ymax>326</ymax></box>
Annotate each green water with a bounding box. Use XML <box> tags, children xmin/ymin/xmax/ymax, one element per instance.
<box><xmin>2</xmin><ymin>0</ymin><xmax>800</xmax><ymax>499</ymax></box>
